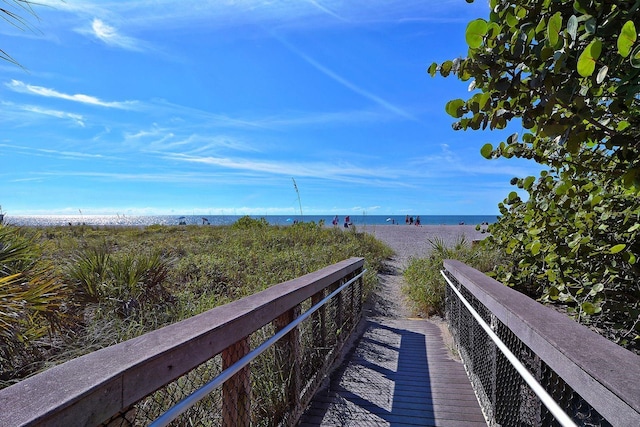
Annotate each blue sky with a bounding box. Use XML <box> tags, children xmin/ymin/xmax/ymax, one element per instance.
<box><xmin>1</xmin><ymin>0</ymin><xmax>539</xmax><ymax>217</ymax></box>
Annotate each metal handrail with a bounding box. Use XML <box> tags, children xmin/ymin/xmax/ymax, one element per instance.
<box><xmin>441</xmin><ymin>270</ymin><xmax>578</xmax><ymax>427</ymax></box>
<box><xmin>151</xmin><ymin>269</ymin><xmax>366</xmax><ymax>427</ymax></box>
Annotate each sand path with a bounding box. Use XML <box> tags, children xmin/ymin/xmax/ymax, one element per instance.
<box><xmin>362</xmin><ymin>224</ymin><xmax>488</xmax><ymax>318</ymax></box>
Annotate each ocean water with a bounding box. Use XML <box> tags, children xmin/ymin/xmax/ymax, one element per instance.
<box><xmin>3</xmin><ymin>214</ymin><xmax>498</xmax><ymax>227</ymax></box>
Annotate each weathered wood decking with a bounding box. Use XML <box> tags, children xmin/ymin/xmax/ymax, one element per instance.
<box><xmin>299</xmin><ymin>317</ymin><xmax>486</xmax><ymax>426</ymax></box>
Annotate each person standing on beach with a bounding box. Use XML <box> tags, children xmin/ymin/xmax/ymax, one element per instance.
<box><xmin>416</xmin><ymin>216</ymin><xmax>421</xmax><ymax>226</ymax></box>
<box><xmin>344</xmin><ymin>216</ymin><xmax>350</xmax><ymax>228</ymax></box>
<box><xmin>332</xmin><ymin>215</ymin><xmax>339</xmax><ymax>226</ymax></box>
<box><xmin>405</xmin><ymin>215</ymin><xmax>409</xmax><ymax>225</ymax></box>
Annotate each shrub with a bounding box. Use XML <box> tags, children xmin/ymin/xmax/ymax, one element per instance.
<box><xmin>403</xmin><ymin>236</ymin><xmax>502</xmax><ymax>316</ymax></box>
<box><xmin>0</xmin><ymin>226</ymin><xmax>69</xmax><ymax>385</ymax></box>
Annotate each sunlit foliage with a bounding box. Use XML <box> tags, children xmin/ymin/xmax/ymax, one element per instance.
<box><xmin>431</xmin><ymin>0</ymin><xmax>640</xmax><ymax>351</ymax></box>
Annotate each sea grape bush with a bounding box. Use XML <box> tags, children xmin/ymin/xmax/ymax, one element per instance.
<box><xmin>430</xmin><ymin>0</ymin><xmax>640</xmax><ymax>350</ymax></box>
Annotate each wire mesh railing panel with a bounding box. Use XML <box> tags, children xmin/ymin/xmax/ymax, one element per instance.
<box><xmin>0</xmin><ymin>259</ymin><xmax>366</xmax><ymax>427</ymax></box>
<box><xmin>102</xmin><ymin>356</ymin><xmax>224</xmax><ymax>427</ymax></box>
<box><xmin>248</xmin><ymin>323</ymin><xmax>292</xmax><ymax>427</ymax></box>
<box><xmin>444</xmin><ymin>270</ymin><xmax>611</xmax><ymax>427</ymax></box>
<box><xmin>101</xmin><ymin>268</ymin><xmax>364</xmax><ymax>427</ymax></box>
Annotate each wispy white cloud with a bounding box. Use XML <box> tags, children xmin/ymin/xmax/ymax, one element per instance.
<box><xmin>304</xmin><ymin>0</ymin><xmax>348</xmax><ymax>22</ymax></box>
<box><xmin>36</xmin><ymin>1</ymin><xmax>488</xmax><ymax>40</ymax></box>
<box><xmin>6</xmin><ymin>80</ymin><xmax>139</xmax><ymax>109</ymax></box>
<box><xmin>0</xmin><ymin>143</ymin><xmax>117</xmax><ymax>161</ymax></box>
<box><xmin>275</xmin><ymin>37</ymin><xmax>417</xmax><ymax>121</ymax></box>
<box><xmin>121</xmin><ymin>98</ymin><xmax>397</xmax><ymax>133</ymax></box>
<box><xmin>411</xmin><ymin>143</ymin><xmax>538</xmax><ymax>177</ymax></box>
<box><xmin>123</xmin><ymin>124</ymin><xmax>261</xmax><ymax>155</ymax></box>
<box><xmin>86</xmin><ymin>18</ymin><xmax>146</xmax><ymax>51</ymax></box>
<box><xmin>163</xmin><ymin>152</ymin><xmax>407</xmax><ymax>187</ymax></box>
<box><xmin>1</xmin><ymin>101</ymin><xmax>85</xmax><ymax>126</ymax></box>
<box><xmin>181</xmin><ymin>136</ymin><xmax>261</xmax><ymax>155</ymax></box>
<box><xmin>253</xmin><ymin>109</ymin><xmax>390</xmax><ymax>127</ymax></box>
<box><xmin>21</xmin><ymin>105</ymin><xmax>86</xmax><ymax>126</ymax></box>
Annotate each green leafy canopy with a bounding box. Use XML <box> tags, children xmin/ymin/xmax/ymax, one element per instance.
<box><xmin>431</xmin><ymin>0</ymin><xmax>640</xmax><ymax>352</ymax></box>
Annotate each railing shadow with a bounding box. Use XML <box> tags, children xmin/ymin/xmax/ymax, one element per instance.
<box><xmin>299</xmin><ymin>320</ymin><xmax>437</xmax><ymax>425</ymax></box>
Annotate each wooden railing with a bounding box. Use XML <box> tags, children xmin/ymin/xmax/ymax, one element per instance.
<box><xmin>443</xmin><ymin>259</ymin><xmax>640</xmax><ymax>426</ymax></box>
<box><xmin>0</xmin><ymin>257</ymin><xmax>365</xmax><ymax>426</ymax></box>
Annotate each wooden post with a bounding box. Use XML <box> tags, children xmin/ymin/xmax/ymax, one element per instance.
<box><xmin>348</xmin><ymin>273</ymin><xmax>357</xmax><ymax>330</ymax></box>
<box><xmin>274</xmin><ymin>306</ymin><xmax>301</xmax><ymax>414</ymax></box>
<box><xmin>352</xmin><ymin>271</ymin><xmax>361</xmax><ymax>319</ymax></box>
<box><xmin>222</xmin><ymin>337</ymin><xmax>251</xmax><ymax>427</ymax></box>
<box><xmin>336</xmin><ymin>280</ymin><xmax>344</xmax><ymax>343</ymax></box>
<box><xmin>311</xmin><ymin>289</ymin><xmax>326</xmax><ymax>348</ymax></box>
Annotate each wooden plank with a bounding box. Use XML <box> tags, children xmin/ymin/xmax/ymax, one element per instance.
<box><xmin>298</xmin><ymin>318</ymin><xmax>487</xmax><ymax>426</ymax></box>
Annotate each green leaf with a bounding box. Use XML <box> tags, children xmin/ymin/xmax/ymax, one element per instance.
<box><xmin>466</xmin><ymin>19</ymin><xmax>488</xmax><ymax>48</ymax></box>
<box><xmin>585</xmin><ymin>18</ymin><xmax>596</xmax><ymax>35</ymax></box>
<box><xmin>573</xmin><ymin>1</ymin><xmax>587</xmax><ymax>14</ymax></box>
<box><xmin>617</xmin><ymin>121</ymin><xmax>631</xmax><ymax>131</ymax></box>
<box><xmin>567</xmin><ymin>15</ymin><xmax>578</xmax><ymax>41</ymax></box>
<box><xmin>617</xmin><ymin>21</ymin><xmax>637</xmax><ymax>58</ymax></box>
<box><xmin>581</xmin><ymin>302</ymin><xmax>601</xmax><ymax>315</ymax></box>
<box><xmin>480</xmin><ymin>143</ymin><xmax>493</xmax><ymax>159</ymax></box>
<box><xmin>535</xmin><ymin>17</ymin><xmax>546</xmax><ymax>35</ymax></box>
<box><xmin>506</xmin><ymin>12</ymin><xmax>518</xmax><ymax>28</ymax></box>
<box><xmin>440</xmin><ymin>60</ymin><xmax>453</xmax><ymax>77</ymax></box>
<box><xmin>547</xmin><ymin>12</ymin><xmax>562</xmax><ymax>47</ymax></box>
<box><xmin>478</xmin><ymin>92</ymin><xmax>491</xmax><ymax>110</ymax></box>
<box><xmin>427</xmin><ymin>62</ymin><xmax>438</xmax><ymax>77</ymax></box>
<box><xmin>596</xmin><ymin>65</ymin><xmax>608</xmax><ymax>84</ymax></box>
<box><xmin>530</xmin><ymin>240</ymin><xmax>541</xmax><ymax>255</ymax></box>
<box><xmin>445</xmin><ymin>99</ymin><xmax>465</xmax><ymax>118</ymax></box>
<box><xmin>577</xmin><ymin>38</ymin><xmax>602</xmax><ymax>77</ymax></box>
<box><xmin>610</xmin><ymin>244</ymin><xmax>626</xmax><ymax>254</ymax></box>
<box><xmin>523</xmin><ymin>176</ymin><xmax>535</xmax><ymax>189</ymax></box>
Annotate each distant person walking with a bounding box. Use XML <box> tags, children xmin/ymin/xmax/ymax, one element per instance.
<box><xmin>344</xmin><ymin>216</ymin><xmax>350</xmax><ymax>228</ymax></box>
<box><xmin>415</xmin><ymin>216</ymin><xmax>421</xmax><ymax>226</ymax></box>
<box><xmin>409</xmin><ymin>216</ymin><xmax>414</xmax><ymax>225</ymax></box>
<box><xmin>405</xmin><ymin>215</ymin><xmax>409</xmax><ymax>225</ymax></box>
<box><xmin>332</xmin><ymin>215</ymin><xmax>339</xmax><ymax>226</ymax></box>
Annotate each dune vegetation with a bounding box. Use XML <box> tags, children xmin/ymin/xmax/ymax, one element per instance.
<box><xmin>0</xmin><ymin>217</ymin><xmax>392</xmax><ymax>388</ymax></box>
<box><xmin>403</xmin><ymin>236</ymin><xmax>504</xmax><ymax>317</ymax></box>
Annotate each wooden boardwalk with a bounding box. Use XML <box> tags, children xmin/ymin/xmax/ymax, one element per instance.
<box><xmin>299</xmin><ymin>317</ymin><xmax>487</xmax><ymax>426</ymax></box>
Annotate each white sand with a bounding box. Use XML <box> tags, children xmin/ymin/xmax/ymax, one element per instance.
<box><xmin>357</xmin><ymin>224</ymin><xmax>489</xmax><ymax>319</ymax></box>
<box><xmin>362</xmin><ymin>224</ymin><xmax>489</xmax><ymax>268</ymax></box>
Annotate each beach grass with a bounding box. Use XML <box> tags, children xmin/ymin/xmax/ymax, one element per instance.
<box><xmin>403</xmin><ymin>236</ymin><xmax>504</xmax><ymax>316</ymax></box>
<box><xmin>0</xmin><ymin>218</ymin><xmax>392</xmax><ymax>387</ymax></box>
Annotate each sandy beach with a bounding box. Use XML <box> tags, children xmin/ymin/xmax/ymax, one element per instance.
<box><xmin>362</xmin><ymin>224</ymin><xmax>489</xmax><ymax>267</ymax></box>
